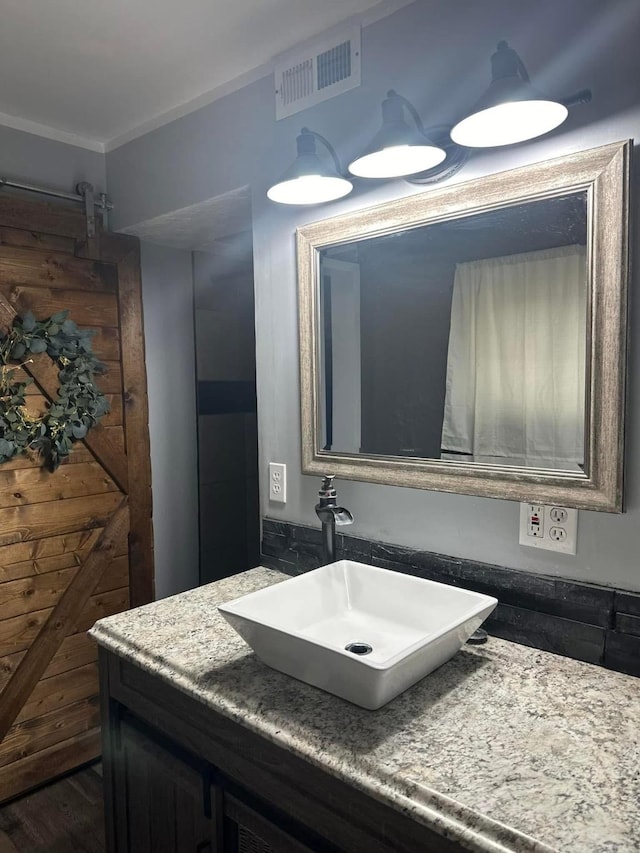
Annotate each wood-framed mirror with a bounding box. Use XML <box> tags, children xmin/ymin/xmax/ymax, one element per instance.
<box><xmin>297</xmin><ymin>141</ymin><xmax>630</xmax><ymax>512</ymax></box>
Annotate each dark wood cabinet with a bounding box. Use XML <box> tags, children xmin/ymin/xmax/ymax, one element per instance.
<box><xmin>223</xmin><ymin>794</ymin><xmax>320</xmax><ymax>853</ymax></box>
<box><xmin>108</xmin><ymin>712</ymin><xmax>330</xmax><ymax>853</ymax></box>
<box><xmin>113</xmin><ymin>718</ymin><xmax>219</xmax><ymax>853</ymax></box>
<box><xmin>99</xmin><ymin>649</ymin><xmax>466</xmax><ymax>853</ymax></box>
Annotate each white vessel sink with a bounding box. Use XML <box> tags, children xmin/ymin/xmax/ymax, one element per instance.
<box><xmin>219</xmin><ymin>561</ymin><xmax>497</xmax><ymax>710</ymax></box>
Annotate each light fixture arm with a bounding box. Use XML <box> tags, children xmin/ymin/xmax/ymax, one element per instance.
<box><xmin>385</xmin><ymin>90</ymin><xmax>428</xmax><ymax>137</ymax></box>
<box><xmin>299</xmin><ymin>127</ymin><xmax>344</xmax><ymax>176</ymax></box>
<box><xmin>561</xmin><ymin>89</ymin><xmax>592</xmax><ymax>109</ymax></box>
<box><xmin>405</xmin><ymin>124</ymin><xmax>470</xmax><ymax>186</ymax></box>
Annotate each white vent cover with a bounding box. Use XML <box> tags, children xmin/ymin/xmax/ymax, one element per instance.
<box><xmin>275</xmin><ymin>27</ymin><xmax>361</xmax><ymax>120</ymax></box>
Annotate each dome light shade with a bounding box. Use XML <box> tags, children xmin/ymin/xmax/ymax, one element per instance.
<box><xmin>349</xmin><ymin>143</ymin><xmax>446</xmax><ymax>179</ymax></box>
<box><xmin>451</xmin><ymin>99</ymin><xmax>567</xmax><ymax>147</ymax></box>
<box><xmin>267</xmin><ymin>174</ymin><xmax>353</xmax><ymax>205</ymax></box>
<box><xmin>451</xmin><ymin>41</ymin><xmax>569</xmax><ymax>148</ymax></box>
<box><xmin>267</xmin><ymin>128</ymin><xmax>353</xmax><ymax>205</ymax></box>
<box><xmin>348</xmin><ymin>91</ymin><xmax>446</xmax><ymax>178</ymax></box>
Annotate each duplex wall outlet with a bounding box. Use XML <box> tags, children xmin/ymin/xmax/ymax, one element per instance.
<box><xmin>526</xmin><ymin>504</ymin><xmax>545</xmax><ymax>538</ymax></box>
<box><xmin>269</xmin><ymin>462</ymin><xmax>287</xmax><ymax>504</ymax></box>
<box><xmin>519</xmin><ymin>503</ymin><xmax>578</xmax><ymax>555</ymax></box>
<box><xmin>549</xmin><ymin>506</ymin><xmax>568</xmax><ymax>524</ymax></box>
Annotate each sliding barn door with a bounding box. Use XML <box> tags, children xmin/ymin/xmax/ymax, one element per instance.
<box><xmin>0</xmin><ymin>194</ymin><xmax>153</xmax><ymax>802</ymax></box>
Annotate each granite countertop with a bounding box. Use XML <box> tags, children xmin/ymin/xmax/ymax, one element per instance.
<box><xmin>90</xmin><ymin>568</ymin><xmax>640</xmax><ymax>853</ymax></box>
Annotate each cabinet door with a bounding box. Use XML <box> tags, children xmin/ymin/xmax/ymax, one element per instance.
<box><xmin>223</xmin><ymin>792</ymin><xmax>334</xmax><ymax>853</ymax></box>
<box><xmin>116</xmin><ymin>718</ymin><xmax>220</xmax><ymax>853</ymax></box>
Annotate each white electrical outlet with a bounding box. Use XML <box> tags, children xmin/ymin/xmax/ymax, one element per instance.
<box><xmin>549</xmin><ymin>526</ymin><xmax>567</xmax><ymax>542</ymax></box>
<box><xmin>269</xmin><ymin>462</ymin><xmax>287</xmax><ymax>504</ymax></box>
<box><xmin>526</xmin><ymin>504</ymin><xmax>545</xmax><ymax>538</ymax></box>
<box><xmin>549</xmin><ymin>506</ymin><xmax>568</xmax><ymax>524</ymax></box>
<box><xmin>519</xmin><ymin>503</ymin><xmax>578</xmax><ymax>554</ymax></box>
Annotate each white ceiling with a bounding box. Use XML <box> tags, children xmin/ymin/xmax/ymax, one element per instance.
<box><xmin>0</xmin><ymin>0</ymin><xmax>400</xmax><ymax>152</ymax></box>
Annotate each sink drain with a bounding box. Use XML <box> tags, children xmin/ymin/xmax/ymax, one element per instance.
<box><xmin>345</xmin><ymin>641</ymin><xmax>373</xmax><ymax>656</ymax></box>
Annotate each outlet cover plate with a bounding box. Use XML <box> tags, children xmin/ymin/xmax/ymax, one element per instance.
<box><xmin>269</xmin><ymin>462</ymin><xmax>287</xmax><ymax>504</ymax></box>
<box><xmin>519</xmin><ymin>503</ymin><xmax>578</xmax><ymax>555</ymax></box>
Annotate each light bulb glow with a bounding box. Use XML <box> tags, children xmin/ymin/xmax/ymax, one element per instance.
<box><xmin>267</xmin><ymin>174</ymin><xmax>353</xmax><ymax>205</ymax></box>
<box><xmin>349</xmin><ymin>144</ymin><xmax>446</xmax><ymax>178</ymax></box>
<box><xmin>451</xmin><ymin>100</ymin><xmax>568</xmax><ymax>147</ymax></box>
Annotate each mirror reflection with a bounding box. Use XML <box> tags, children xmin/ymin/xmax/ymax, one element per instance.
<box><xmin>318</xmin><ymin>192</ymin><xmax>588</xmax><ymax>474</ymax></box>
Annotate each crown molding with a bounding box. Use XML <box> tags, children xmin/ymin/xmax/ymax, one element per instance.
<box><xmin>0</xmin><ymin>109</ymin><xmax>105</xmax><ymax>153</ymax></box>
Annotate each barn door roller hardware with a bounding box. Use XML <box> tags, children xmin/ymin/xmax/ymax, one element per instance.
<box><xmin>0</xmin><ymin>176</ymin><xmax>113</xmax><ymax>237</ymax></box>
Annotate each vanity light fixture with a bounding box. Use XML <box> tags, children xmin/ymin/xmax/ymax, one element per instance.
<box><xmin>451</xmin><ymin>41</ymin><xmax>592</xmax><ymax>148</ymax></box>
<box><xmin>267</xmin><ymin>127</ymin><xmax>353</xmax><ymax>205</ymax></box>
<box><xmin>266</xmin><ymin>45</ymin><xmax>592</xmax><ymax>205</ymax></box>
<box><xmin>348</xmin><ymin>90</ymin><xmax>447</xmax><ymax>178</ymax></box>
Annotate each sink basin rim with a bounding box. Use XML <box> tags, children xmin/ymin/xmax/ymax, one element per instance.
<box><xmin>218</xmin><ymin>562</ymin><xmax>497</xmax><ymax>672</ymax></box>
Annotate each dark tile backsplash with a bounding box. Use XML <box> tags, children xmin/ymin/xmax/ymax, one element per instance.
<box><xmin>261</xmin><ymin>517</ymin><xmax>640</xmax><ymax>678</ymax></box>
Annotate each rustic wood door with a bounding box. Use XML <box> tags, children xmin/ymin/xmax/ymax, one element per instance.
<box><xmin>0</xmin><ymin>193</ymin><xmax>153</xmax><ymax>802</ymax></box>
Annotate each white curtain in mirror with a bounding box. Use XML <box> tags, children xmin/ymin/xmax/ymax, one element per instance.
<box><xmin>441</xmin><ymin>245</ymin><xmax>587</xmax><ymax>470</ymax></box>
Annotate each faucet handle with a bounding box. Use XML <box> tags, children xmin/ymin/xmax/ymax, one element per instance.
<box><xmin>319</xmin><ymin>474</ymin><xmax>336</xmax><ymax>498</ymax></box>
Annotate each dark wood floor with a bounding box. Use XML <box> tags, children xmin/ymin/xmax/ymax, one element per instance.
<box><xmin>0</xmin><ymin>763</ymin><xmax>105</xmax><ymax>853</ymax></box>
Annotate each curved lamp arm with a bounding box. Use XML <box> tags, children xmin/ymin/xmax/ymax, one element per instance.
<box><xmin>561</xmin><ymin>89</ymin><xmax>592</xmax><ymax>108</ymax></box>
<box><xmin>299</xmin><ymin>127</ymin><xmax>345</xmax><ymax>176</ymax></box>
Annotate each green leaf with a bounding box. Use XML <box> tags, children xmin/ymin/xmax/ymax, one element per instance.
<box><xmin>96</xmin><ymin>397</ymin><xmax>110</xmax><ymax>416</ymax></box>
<box><xmin>51</xmin><ymin>310</ymin><xmax>69</xmax><ymax>324</ymax></box>
<box><xmin>11</xmin><ymin>342</ymin><xmax>26</xmax><ymax>359</ymax></box>
<box><xmin>21</xmin><ymin>311</ymin><xmax>36</xmax><ymax>332</ymax></box>
<box><xmin>29</xmin><ymin>338</ymin><xmax>47</xmax><ymax>354</ymax></box>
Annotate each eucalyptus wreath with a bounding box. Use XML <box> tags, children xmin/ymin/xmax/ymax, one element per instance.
<box><xmin>0</xmin><ymin>310</ymin><xmax>110</xmax><ymax>471</ymax></box>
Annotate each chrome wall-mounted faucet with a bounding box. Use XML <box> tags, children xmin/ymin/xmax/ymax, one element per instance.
<box><xmin>315</xmin><ymin>475</ymin><xmax>353</xmax><ymax>564</ymax></box>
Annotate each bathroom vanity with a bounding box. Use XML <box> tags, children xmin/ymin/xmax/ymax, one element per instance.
<box><xmin>92</xmin><ymin>568</ymin><xmax>640</xmax><ymax>853</ymax></box>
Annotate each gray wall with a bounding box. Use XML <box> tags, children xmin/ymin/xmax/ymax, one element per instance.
<box><xmin>140</xmin><ymin>242</ymin><xmax>199</xmax><ymax>598</ymax></box>
<box><xmin>0</xmin><ymin>125</ymin><xmax>105</xmax><ymax>193</ymax></box>
<box><xmin>107</xmin><ymin>0</ymin><xmax>640</xmax><ymax>591</ymax></box>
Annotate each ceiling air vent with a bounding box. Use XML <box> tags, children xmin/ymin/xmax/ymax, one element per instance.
<box><xmin>275</xmin><ymin>27</ymin><xmax>361</xmax><ymax>120</ymax></box>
